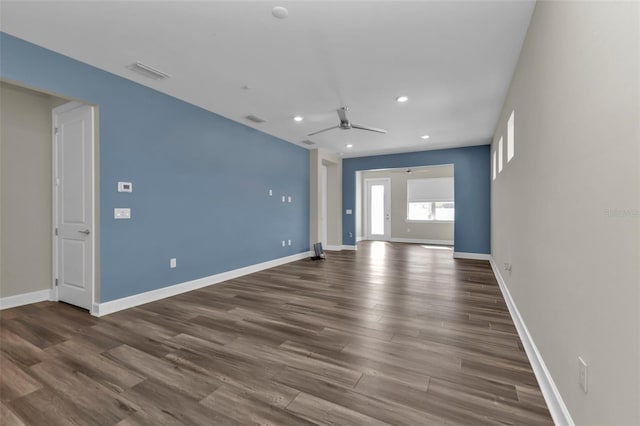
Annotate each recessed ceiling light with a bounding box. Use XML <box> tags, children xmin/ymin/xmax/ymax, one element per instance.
<box><xmin>421</xmin><ymin>134</ymin><xmax>430</xmax><ymax>140</ymax></box>
<box><xmin>396</xmin><ymin>96</ymin><xmax>409</xmax><ymax>103</ymax></box>
<box><xmin>272</xmin><ymin>6</ymin><xmax>288</xmax><ymax>19</ymax></box>
<box><xmin>345</xmin><ymin>144</ymin><xmax>353</xmax><ymax>149</ymax></box>
<box><xmin>294</xmin><ymin>116</ymin><xmax>304</xmax><ymax>122</ymax></box>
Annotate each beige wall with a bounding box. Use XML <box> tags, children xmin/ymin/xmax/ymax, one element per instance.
<box><xmin>360</xmin><ymin>165</ymin><xmax>454</xmax><ymax>243</ymax></box>
<box><xmin>309</xmin><ymin>149</ymin><xmax>342</xmax><ymax>249</ymax></box>
<box><xmin>1</xmin><ymin>83</ymin><xmax>58</xmax><ymax>297</ymax></box>
<box><xmin>491</xmin><ymin>2</ymin><xmax>639</xmax><ymax>425</ymax></box>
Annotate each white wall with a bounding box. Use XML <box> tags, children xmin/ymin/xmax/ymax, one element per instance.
<box><xmin>491</xmin><ymin>2</ymin><xmax>639</xmax><ymax>424</ymax></box>
<box><xmin>360</xmin><ymin>165</ymin><xmax>454</xmax><ymax>244</ymax></box>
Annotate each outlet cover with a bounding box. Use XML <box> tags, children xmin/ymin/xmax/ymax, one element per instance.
<box><xmin>170</xmin><ymin>258</ymin><xmax>177</xmax><ymax>269</ymax></box>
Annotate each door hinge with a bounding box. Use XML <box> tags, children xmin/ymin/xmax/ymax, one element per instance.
<box><xmin>54</xmin><ymin>127</ymin><xmax>59</xmax><ymax>135</ymax></box>
<box><xmin>55</xmin><ymin>278</ymin><xmax>58</xmax><ymax>287</ymax></box>
<box><xmin>55</xmin><ymin>228</ymin><xmax>58</xmax><ymax>236</ymax></box>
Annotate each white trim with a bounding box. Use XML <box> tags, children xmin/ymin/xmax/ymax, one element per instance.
<box><xmin>91</xmin><ymin>251</ymin><xmax>312</xmax><ymax>317</ymax></box>
<box><xmin>0</xmin><ymin>289</ymin><xmax>55</xmax><ymax>310</ymax></box>
<box><xmin>489</xmin><ymin>257</ymin><xmax>574</xmax><ymax>426</ymax></box>
<box><xmin>453</xmin><ymin>251</ymin><xmax>491</xmax><ymax>260</ymax></box>
<box><xmin>390</xmin><ymin>237</ymin><xmax>454</xmax><ymax>246</ymax></box>
<box><xmin>356</xmin><ymin>236</ymin><xmax>364</xmax><ymax>242</ymax></box>
<box><xmin>324</xmin><ymin>245</ymin><xmax>359</xmax><ymax>251</ymax></box>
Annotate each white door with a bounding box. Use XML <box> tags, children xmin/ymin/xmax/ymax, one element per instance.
<box><xmin>365</xmin><ymin>178</ymin><xmax>391</xmax><ymax>240</ymax></box>
<box><xmin>53</xmin><ymin>102</ymin><xmax>94</xmax><ymax>310</ymax></box>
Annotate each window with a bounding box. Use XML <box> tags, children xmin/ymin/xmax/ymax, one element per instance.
<box><xmin>492</xmin><ymin>150</ymin><xmax>497</xmax><ymax>181</ymax></box>
<box><xmin>407</xmin><ymin>177</ymin><xmax>454</xmax><ymax>221</ymax></box>
<box><xmin>507</xmin><ymin>110</ymin><xmax>515</xmax><ymax>162</ymax></box>
<box><xmin>498</xmin><ymin>136</ymin><xmax>504</xmax><ymax>173</ymax></box>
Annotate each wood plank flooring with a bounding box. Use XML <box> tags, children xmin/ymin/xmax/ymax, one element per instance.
<box><xmin>0</xmin><ymin>241</ymin><xmax>553</xmax><ymax>425</ymax></box>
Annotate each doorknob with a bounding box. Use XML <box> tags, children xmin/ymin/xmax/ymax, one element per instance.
<box><xmin>78</xmin><ymin>229</ymin><xmax>90</xmax><ymax>235</ymax></box>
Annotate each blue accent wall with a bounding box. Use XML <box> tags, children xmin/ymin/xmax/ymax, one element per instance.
<box><xmin>343</xmin><ymin>146</ymin><xmax>490</xmax><ymax>254</ymax></box>
<box><xmin>1</xmin><ymin>33</ymin><xmax>310</xmax><ymax>302</ymax></box>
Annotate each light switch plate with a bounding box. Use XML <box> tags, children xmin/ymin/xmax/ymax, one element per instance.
<box><xmin>114</xmin><ymin>208</ymin><xmax>131</xmax><ymax>219</ymax></box>
<box><xmin>346</xmin><ymin>209</ymin><xmax>353</xmax><ymax>215</ymax></box>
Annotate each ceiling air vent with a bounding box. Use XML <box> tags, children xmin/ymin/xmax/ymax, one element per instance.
<box><xmin>126</xmin><ymin>62</ymin><xmax>171</xmax><ymax>80</ymax></box>
<box><xmin>301</xmin><ymin>140</ymin><xmax>316</xmax><ymax>146</ymax></box>
<box><xmin>245</xmin><ymin>114</ymin><xmax>266</xmax><ymax>123</ymax></box>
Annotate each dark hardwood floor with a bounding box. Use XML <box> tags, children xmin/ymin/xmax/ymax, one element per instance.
<box><xmin>0</xmin><ymin>241</ymin><xmax>553</xmax><ymax>425</ymax></box>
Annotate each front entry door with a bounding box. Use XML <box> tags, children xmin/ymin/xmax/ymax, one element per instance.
<box><xmin>365</xmin><ymin>178</ymin><xmax>391</xmax><ymax>240</ymax></box>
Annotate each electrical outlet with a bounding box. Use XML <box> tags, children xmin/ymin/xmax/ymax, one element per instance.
<box><xmin>269</xmin><ymin>189</ymin><xmax>273</xmax><ymax>196</ymax></box>
<box><xmin>170</xmin><ymin>258</ymin><xmax>177</xmax><ymax>269</ymax></box>
<box><xmin>282</xmin><ymin>240</ymin><xmax>286</xmax><ymax>247</ymax></box>
<box><xmin>282</xmin><ymin>195</ymin><xmax>286</xmax><ymax>203</ymax></box>
<box><xmin>288</xmin><ymin>239</ymin><xmax>291</xmax><ymax>246</ymax></box>
<box><xmin>578</xmin><ymin>357</ymin><xmax>588</xmax><ymax>393</ymax></box>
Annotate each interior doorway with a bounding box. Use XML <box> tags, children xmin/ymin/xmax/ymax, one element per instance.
<box><xmin>320</xmin><ymin>164</ymin><xmax>328</xmax><ymax>247</ymax></box>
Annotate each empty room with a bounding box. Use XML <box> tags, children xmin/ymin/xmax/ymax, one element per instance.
<box><xmin>0</xmin><ymin>1</ymin><xmax>638</xmax><ymax>425</ymax></box>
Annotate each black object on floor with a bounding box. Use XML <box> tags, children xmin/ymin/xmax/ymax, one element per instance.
<box><xmin>311</xmin><ymin>242</ymin><xmax>325</xmax><ymax>261</ymax></box>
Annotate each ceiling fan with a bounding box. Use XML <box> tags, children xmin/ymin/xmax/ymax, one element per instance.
<box><xmin>307</xmin><ymin>107</ymin><xmax>387</xmax><ymax>136</ymax></box>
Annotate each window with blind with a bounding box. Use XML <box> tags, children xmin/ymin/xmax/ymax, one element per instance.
<box><xmin>407</xmin><ymin>177</ymin><xmax>455</xmax><ymax>221</ymax></box>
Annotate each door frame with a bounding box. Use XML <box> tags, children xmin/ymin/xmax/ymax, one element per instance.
<box><xmin>51</xmin><ymin>101</ymin><xmax>97</xmax><ymax>310</ymax></box>
<box><xmin>364</xmin><ymin>177</ymin><xmax>391</xmax><ymax>241</ymax></box>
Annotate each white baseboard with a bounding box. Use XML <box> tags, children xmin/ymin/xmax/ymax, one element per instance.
<box><xmin>489</xmin><ymin>257</ymin><xmax>574</xmax><ymax>426</ymax></box>
<box><xmin>324</xmin><ymin>245</ymin><xmax>358</xmax><ymax>251</ymax></box>
<box><xmin>356</xmin><ymin>236</ymin><xmax>364</xmax><ymax>242</ymax></box>
<box><xmin>0</xmin><ymin>289</ymin><xmax>54</xmax><ymax>310</ymax></box>
<box><xmin>92</xmin><ymin>251</ymin><xmax>312</xmax><ymax>317</ymax></box>
<box><xmin>453</xmin><ymin>251</ymin><xmax>491</xmax><ymax>260</ymax></box>
<box><xmin>390</xmin><ymin>237</ymin><xmax>454</xmax><ymax>246</ymax></box>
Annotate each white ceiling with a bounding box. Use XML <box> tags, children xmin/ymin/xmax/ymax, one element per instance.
<box><xmin>0</xmin><ymin>1</ymin><xmax>535</xmax><ymax>157</ymax></box>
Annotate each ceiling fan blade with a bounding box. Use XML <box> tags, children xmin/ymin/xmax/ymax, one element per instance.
<box><xmin>337</xmin><ymin>107</ymin><xmax>349</xmax><ymax>123</ymax></box>
<box><xmin>307</xmin><ymin>125</ymin><xmax>340</xmax><ymax>136</ymax></box>
<box><xmin>351</xmin><ymin>123</ymin><xmax>387</xmax><ymax>134</ymax></box>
